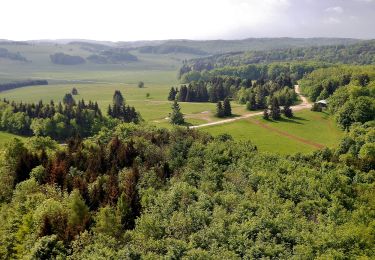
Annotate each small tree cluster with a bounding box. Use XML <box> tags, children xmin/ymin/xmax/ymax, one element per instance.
<box><xmin>168</xmin><ymin>87</ymin><xmax>177</xmax><ymax>101</ymax></box>
<box><xmin>216</xmin><ymin>98</ymin><xmax>232</xmax><ymax>118</ymax></box>
<box><xmin>107</xmin><ymin>90</ymin><xmax>140</xmax><ymax>123</ymax></box>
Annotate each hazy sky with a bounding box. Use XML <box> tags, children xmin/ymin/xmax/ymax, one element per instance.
<box><xmin>1</xmin><ymin>0</ymin><xmax>374</xmax><ymax>41</ymax></box>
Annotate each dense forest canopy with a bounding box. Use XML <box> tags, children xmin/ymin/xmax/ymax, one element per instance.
<box><xmin>179</xmin><ymin>40</ymin><xmax>375</xmax><ymax>78</ymax></box>
<box><xmin>0</xmin><ymin>121</ymin><xmax>373</xmax><ymax>258</ymax></box>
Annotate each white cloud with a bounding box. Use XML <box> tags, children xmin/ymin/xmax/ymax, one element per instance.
<box><xmin>324</xmin><ymin>17</ymin><xmax>342</xmax><ymax>24</ymax></box>
<box><xmin>325</xmin><ymin>6</ymin><xmax>344</xmax><ymax>13</ymax></box>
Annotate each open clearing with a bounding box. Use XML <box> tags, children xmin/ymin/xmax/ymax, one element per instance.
<box><xmin>203</xmin><ymin>110</ymin><xmax>343</xmax><ymax>154</ymax></box>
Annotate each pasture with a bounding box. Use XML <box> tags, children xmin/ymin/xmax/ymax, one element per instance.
<box><xmin>0</xmin><ymin>42</ymin><xmax>344</xmax><ymax>154</ymax></box>
<box><xmin>203</xmin><ymin>110</ymin><xmax>343</xmax><ymax>154</ymax></box>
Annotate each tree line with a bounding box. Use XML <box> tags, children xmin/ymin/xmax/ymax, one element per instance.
<box><xmin>0</xmin><ymin>79</ymin><xmax>48</xmax><ymax>92</ymax></box>
<box><xmin>300</xmin><ymin>65</ymin><xmax>375</xmax><ymax>129</ymax></box>
<box><xmin>0</xmin><ymin>90</ymin><xmax>140</xmax><ymax>140</ymax></box>
<box><xmin>179</xmin><ymin>39</ymin><xmax>375</xmax><ymax>81</ymax></box>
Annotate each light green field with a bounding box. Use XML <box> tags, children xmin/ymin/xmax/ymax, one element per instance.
<box><xmin>0</xmin><ymin>131</ymin><xmax>26</xmax><ymax>148</ymax></box>
<box><xmin>0</xmin><ymin>42</ymin><xmax>344</xmax><ymax>154</ymax></box>
<box><xmin>203</xmin><ymin>110</ymin><xmax>343</xmax><ymax>154</ymax></box>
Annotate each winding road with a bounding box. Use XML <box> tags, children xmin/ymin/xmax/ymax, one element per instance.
<box><xmin>191</xmin><ymin>85</ymin><xmax>311</xmax><ymax>129</ymax></box>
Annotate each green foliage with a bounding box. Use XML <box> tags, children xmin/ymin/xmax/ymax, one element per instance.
<box><xmin>108</xmin><ymin>90</ymin><xmax>140</xmax><ymax>123</ymax></box>
<box><xmin>223</xmin><ymin>98</ymin><xmax>232</xmax><ymax>117</ymax></box>
<box><xmin>93</xmin><ymin>206</ymin><xmax>122</xmax><ymax>238</ymax></box>
<box><xmin>0</xmin><ymin>123</ymin><xmax>373</xmax><ymax>258</ymax></box>
<box><xmin>30</xmin><ymin>165</ymin><xmax>46</xmax><ymax>184</ymax></box>
<box><xmin>169</xmin><ymin>100</ymin><xmax>184</xmax><ymax>125</ymax></box>
<box><xmin>29</xmin><ymin>235</ymin><xmax>67</xmax><ymax>259</ymax></box>
<box><xmin>71</xmin><ymin>87</ymin><xmax>78</xmax><ymax>95</ymax></box>
<box><xmin>137</xmin><ymin>81</ymin><xmax>144</xmax><ymax>88</ymax></box>
<box><xmin>270</xmin><ymin>97</ymin><xmax>281</xmax><ymax>120</ymax></box>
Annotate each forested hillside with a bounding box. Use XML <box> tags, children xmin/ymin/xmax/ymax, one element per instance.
<box><xmin>0</xmin><ymin>120</ymin><xmax>373</xmax><ymax>258</ymax></box>
<box><xmin>179</xmin><ymin>40</ymin><xmax>375</xmax><ymax>81</ymax></box>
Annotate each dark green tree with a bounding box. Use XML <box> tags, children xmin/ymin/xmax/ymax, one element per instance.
<box><xmin>63</xmin><ymin>93</ymin><xmax>75</xmax><ymax>106</ymax></box>
<box><xmin>223</xmin><ymin>97</ymin><xmax>232</xmax><ymax>117</ymax></box>
<box><xmin>169</xmin><ymin>100</ymin><xmax>184</xmax><ymax>125</ymax></box>
<box><xmin>168</xmin><ymin>87</ymin><xmax>177</xmax><ymax>101</ymax></box>
<box><xmin>113</xmin><ymin>90</ymin><xmax>124</xmax><ymax>107</ymax></box>
<box><xmin>138</xmin><ymin>81</ymin><xmax>144</xmax><ymax>88</ymax></box>
<box><xmin>283</xmin><ymin>105</ymin><xmax>293</xmax><ymax>118</ymax></box>
<box><xmin>178</xmin><ymin>85</ymin><xmax>188</xmax><ymax>102</ymax></box>
<box><xmin>216</xmin><ymin>101</ymin><xmax>224</xmax><ymax>118</ymax></box>
<box><xmin>270</xmin><ymin>97</ymin><xmax>281</xmax><ymax>120</ymax></box>
<box><xmin>71</xmin><ymin>87</ymin><xmax>78</xmax><ymax>95</ymax></box>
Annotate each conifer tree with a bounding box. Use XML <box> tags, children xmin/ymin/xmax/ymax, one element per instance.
<box><xmin>216</xmin><ymin>101</ymin><xmax>224</xmax><ymax>118</ymax></box>
<box><xmin>169</xmin><ymin>100</ymin><xmax>184</xmax><ymax>125</ymax></box>
<box><xmin>178</xmin><ymin>85</ymin><xmax>188</xmax><ymax>102</ymax></box>
<box><xmin>223</xmin><ymin>97</ymin><xmax>232</xmax><ymax>117</ymax></box>
<box><xmin>270</xmin><ymin>97</ymin><xmax>281</xmax><ymax>120</ymax></box>
<box><xmin>168</xmin><ymin>87</ymin><xmax>177</xmax><ymax>101</ymax></box>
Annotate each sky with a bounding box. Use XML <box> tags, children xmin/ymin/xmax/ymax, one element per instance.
<box><xmin>1</xmin><ymin>0</ymin><xmax>374</xmax><ymax>41</ymax></box>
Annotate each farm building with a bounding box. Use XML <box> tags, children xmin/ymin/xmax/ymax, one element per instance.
<box><xmin>316</xmin><ymin>99</ymin><xmax>328</xmax><ymax>108</ymax></box>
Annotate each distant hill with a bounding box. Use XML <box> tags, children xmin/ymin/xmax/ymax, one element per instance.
<box><xmin>0</xmin><ymin>48</ymin><xmax>28</xmax><ymax>62</ymax></box>
<box><xmin>146</xmin><ymin>37</ymin><xmax>362</xmax><ymax>54</ymax></box>
<box><xmin>87</xmin><ymin>49</ymin><xmax>138</xmax><ymax>64</ymax></box>
<box><xmin>50</xmin><ymin>52</ymin><xmax>86</xmax><ymax>65</ymax></box>
<box><xmin>137</xmin><ymin>45</ymin><xmax>208</xmax><ymax>55</ymax></box>
<box><xmin>31</xmin><ymin>37</ymin><xmax>364</xmax><ymax>55</ymax></box>
<box><xmin>179</xmin><ymin>39</ymin><xmax>375</xmax><ymax>76</ymax></box>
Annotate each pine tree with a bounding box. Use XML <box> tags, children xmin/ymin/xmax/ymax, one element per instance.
<box><xmin>169</xmin><ymin>100</ymin><xmax>184</xmax><ymax>125</ymax></box>
<box><xmin>223</xmin><ymin>97</ymin><xmax>232</xmax><ymax>117</ymax></box>
<box><xmin>216</xmin><ymin>101</ymin><xmax>224</xmax><ymax>118</ymax></box>
<box><xmin>63</xmin><ymin>93</ymin><xmax>75</xmax><ymax>106</ymax></box>
<box><xmin>208</xmin><ymin>86</ymin><xmax>218</xmax><ymax>103</ymax></box>
<box><xmin>168</xmin><ymin>87</ymin><xmax>177</xmax><ymax>101</ymax></box>
<box><xmin>270</xmin><ymin>97</ymin><xmax>281</xmax><ymax>120</ymax></box>
<box><xmin>186</xmin><ymin>85</ymin><xmax>195</xmax><ymax>102</ymax></box>
<box><xmin>178</xmin><ymin>85</ymin><xmax>188</xmax><ymax>102</ymax></box>
<box><xmin>113</xmin><ymin>90</ymin><xmax>124</xmax><ymax>107</ymax></box>
<box><xmin>107</xmin><ymin>105</ymin><xmax>113</xmax><ymax>117</ymax></box>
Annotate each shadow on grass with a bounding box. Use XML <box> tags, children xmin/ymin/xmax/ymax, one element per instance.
<box><xmin>264</xmin><ymin>116</ymin><xmax>304</xmax><ymax>125</ymax></box>
<box><xmin>292</xmin><ymin>116</ymin><xmax>308</xmax><ymax>121</ymax></box>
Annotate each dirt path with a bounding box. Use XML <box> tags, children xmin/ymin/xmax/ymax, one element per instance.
<box><xmin>191</xmin><ymin>85</ymin><xmax>311</xmax><ymax>129</ymax></box>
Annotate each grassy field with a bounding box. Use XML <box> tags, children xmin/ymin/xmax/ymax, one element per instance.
<box><xmin>0</xmin><ymin>42</ymin><xmax>344</xmax><ymax>154</ymax></box>
<box><xmin>0</xmin><ymin>42</ymin><xmax>235</xmax><ymax>122</ymax></box>
<box><xmin>203</xmin><ymin>110</ymin><xmax>343</xmax><ymax>154</ymax></box>
<box><xmin>0</xmin><ymin>131</ymin><xmax>26</xmax><ymax>148</ymax></box>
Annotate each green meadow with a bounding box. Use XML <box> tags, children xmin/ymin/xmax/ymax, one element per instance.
<box><xmin>0</xmin><ymin>42</ymin><xmax>344</xmax><ymax>154</ymax></box>
<box><xmin>203</xmin><ymin>110</ymin><xmax>343</xmax><ymax>154</ymax></box>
